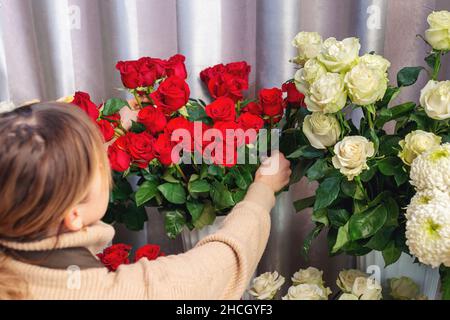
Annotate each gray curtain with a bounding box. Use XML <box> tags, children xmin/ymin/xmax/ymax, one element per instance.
<box><xmin>1</xmin><ymin>0</ymin><xmax>449</xmax><ymax>291</ymax></box>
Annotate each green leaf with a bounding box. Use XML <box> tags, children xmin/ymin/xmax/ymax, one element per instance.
<box><xmin>102</xmin><ymin>98</ymin><xmax>129</xmax><ymax>116</ymax></box>
<box><xmin>294</xmin><ymin>196</ymin><xmax>316</xmax><ymax>212</ymax></box>
<box><xmin>287</xmin><ymin>146</ymin><xmax>323</xmax><ymax>160</ymax></box>
<box><xmin>306</xmin><ymin>158</ymin><xmax>330</xmax><ymax>181</ymax></box>
<box><xmin>158</xmin><ymin>183</ymin><xmax>187</xmax><ymax>204</ymax></box>
<box><xmin>121</xmin><ymin>203</ymin><xmax>148</xmax><ymax>231</ymax></box>
<box><xmin>375</xmin><ymin>102</ymin><xmax>416</xmax><ymax>128</ymax></box>
<box><xmin>111</xmin><ymin>178</ymin><xmax>133</xmax><ymax>202</ymax></box>
<box><xmin>365</xmin><ymin>226</ymin><xmax>395</xmax><ymax>251</ymax></box>
<box><xmin>230</xmin><ymin>167</ymin><xmax>248</xmax><ymax>190</ymax></box>
<box><xmin>186</xmin><ymin>201</ymin><xmax>204</xmax><ymax>222</ymax></box>
<box><xmin>130</xmin><ymin>120</ymin><xmax>146</xmax><ymax>134</ymax></box>
<box><xmin>164</xmin><ymin>210</ymin><xmax>186</xmax><ymax>239</ymax></box>
<box><xmin>382</xmin><ymin>241</ymin><xmax>402</xmax><ymax>267</ymax></box>
<box><xmin>379</xmin><ymin>135</ymin><xmax>402</xmax><ymax>156</ymax></box>
<box><xmin>341</xmin><ymin>179</ymin><xmax>365</xmax><ymax>200</ymax></box>
<box><xmin>233</xmin><ymin>190</ymin><xmax>247</xmax><ymax>203</ymax></box>
<box><xmin>210</xmin><ymin>181</ymin><xmax>235</xmax><ymax>210</ymax></box>
<box><xmin>312</xmin><ymin>209</ymin><xmax>329</xmax><ymax>226</ymax></box>
<box><xmin>188</xmin><ymin>180</ymin><xmax>211</xmax><ymax>194</ymax></box>
<box><xmin>440</xmin><ymin>266</ymin><xmax>450</xmax><ymax>300</ymax></box>
<box><xmin>384</xmin><ymin>197</ymin><xmax>400</xmax><ymax>227</ymax></box>
<box><xmin>328</xmin><ymin>209</ymin><xmax>351</xmax><ymax>228</ymax></box>
<box><xmin>348</xmin><ymin>205</ymin><xmax>388</xmax><ymax>240</ymax></box>
<box><xmin>313</xmin><ymin>176</ymin><xmax>342</xmax><ymax>211</ymax></box>
<box><xmin>135</xmin><ymin>181</ymin><xmax>158</xmax><ymax>207</ymax></box>
<box><xmin>302</xmin><ymin>225</ymin><xmax>323</xmax><ymax>258</ymax></box>
<box><xmin>193</xmin><ymin>202</ymin><xmax>216</xmax><ymax>229</ymax></box>
<box><xmin>425</xmin><ymin>52</ymin><xmax>439</xmax><ymax>69</ymax></box>
<box><xmin>378</xmin><ymin>86</ymin><xmax>401</xmax><ymax>108</ymax></box>
<box><xmin>394</xmin><ymin>168</ymin><xmax>409</xmax><ymax>186</ymax></box>
<box><xmin>360</xmin><ymin>165</ymin><xmax>377</xmax><ymax>182</ymax></box>
<box><xmin>378</xmin><ymin>157</ymin><xmax>401</xmax><ymax>176</ymax></box>
<box><xmin>208</xmin><ymin>165</ymin><xmax>225</xmax><ymax>178</ymax></box>
<box><xmin>397</xmin><ymin>67</ymin><xmax>424</xmax><ymax>87</ymax></box>
<box><xmin>332</xmin><ymin>223</ymin><xmax>350</xmax><ymax>253</ymax></box>
<box><xmin>162</xmin><ymin>169</ymin><xmax>179</xmax><ymax>183</ymax></box>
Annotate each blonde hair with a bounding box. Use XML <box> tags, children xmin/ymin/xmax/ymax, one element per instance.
<box><xmin>0</xmin><ymin>102</ymin><xmax>111</xmax><ymax>299</ymax></box>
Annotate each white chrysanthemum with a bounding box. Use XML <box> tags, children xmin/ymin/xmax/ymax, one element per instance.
<box><xmin>405</xmin><ymin>200</ymin><xmax>450</xmax><ymax>268</ymax></box>
<box><xmin>406</xmin><ymin>189</ymin><xmax>450</xmax><ymax>219</ymax></box>
<box><xmin>248</xmin><ymin>271</ymin><xmax>285</xmax><ymax>300</ymax></box>
<box><xmin>410</xmin><ymin>143</ymin><xmax>450</xmax><ymax>192</ymax></box>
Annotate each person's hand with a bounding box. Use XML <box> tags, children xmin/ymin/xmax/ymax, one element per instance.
<box><xmin>254</xmin><ymin>151</ymin><xmax>292</xmax><ymax>193</ymax></box>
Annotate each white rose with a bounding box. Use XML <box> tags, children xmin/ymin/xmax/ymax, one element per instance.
<box><xmin>336</xmin><ymin>269</ymin><xmax>369</xmax><ymax>293</ymax></box>
<box><xmin>352</xmin><ymin>277</ymin><xmax>382</xmax><ymax>300</ymax></box>
<box><xmin>398</xmin><ymin>130</ymin><xmax>442</xmax><ymax>165</ymax></box>
<box><xmin>294</xmin><ymin>58</ymin><xmax>327</xmax><ymax>94</ymax></box>
<box><xmin>332</xmin><ymin>136</ymin><xmax>375</xmax><ymax>181</ymax></box>
<box><xmin>389</xmin><ymin>277</ymin><xmax>420</xmax><ymax>300</ymax></box>
<box><xmin>247</xmin><ymin>271</ymin><xmax>285</xmax><ymax>300</ymax></box>
<box><xmin>303</xmin><ymin>112</ymin><xmax>341</xmax><ymax>150</ymax></box>
<box><xmin>359</xmin><ymin>53</ymin><xmax>391</xmax><ymax>74</ymax></box>
<box><xmin>282</xmin><ymin>284</ymin><xmax>331</xmax><ymax>300</ymax></box>
<box><xmin>291</xmin><ymin>267</ymin><xmax>324</xmax><ymax>286</ymax></box>
<box><xmin>317</xmin><ymin>37</ymin><xmax>361</xmax><ymax>73</ymax></box>
<box><xmin>420</xmin><ymin>80</ymin><xmax>450</xmax><ymax>120</ymax></box>
<box><xmin>292</xmin><ymin>32</ymin><xmax>323</xmax><ymax>65</ymax></box>
<box><xmin>305</xmin><ymin>72</ymin><xmax>347</xmax><ymax>114</ymax></box>
<box><xmin>344</xmin><ymin>62</ymin><xmax>388</xmax><ymax>106</ymax></box>
<box><xmin>338</xmin><ymin>293</ymin><xmax>359</xmax><ymax>300</ymax></box>
<box><xmin>425</xmin><ymin>10</ymin><xmax>450</xmax><ymax>50</ymax></box>
<box><xmin>0</xmin><ymin>101</ymin><xmax>17</xmax><ymax>114</ymax></box>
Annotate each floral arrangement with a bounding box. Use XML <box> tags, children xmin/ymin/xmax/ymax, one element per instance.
<box><xmin>97</xmin><ymin>243</ymin><xmax>165</xmax><ymax>272</ymax></box>
<box><xmin>68</xmin><ymin>54</ymin><xmax>302</xmax><ymax>238</ymax></box>
<box><xmin>248</xmin><ymin>267</ymin><xmax>426</xmax><ymax>300</ymax></box>
<box><xmin>282</xmin><ymin>10</ymin><xmax>450</xmax><ymax>299</ymax></box>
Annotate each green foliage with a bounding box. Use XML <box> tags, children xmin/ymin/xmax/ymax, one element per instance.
<box><xmin>397</xmin><ymin>67</ymin><xmax>424</xmax><ymax>87</ymax></box>
<box><xmin>102</xmin><ymin>98</ymin><xmax>129</xmax><ymax>116</ymax></box>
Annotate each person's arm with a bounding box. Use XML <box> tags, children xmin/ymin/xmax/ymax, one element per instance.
<box><xmin>126</xmin><ymin>152</ymin><xmax>291</xmax><ymax>300</ymax></box>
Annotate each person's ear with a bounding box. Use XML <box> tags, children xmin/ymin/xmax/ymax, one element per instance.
<box><xmin>63</xmin><ymin>208</ymin><xmax>84</xmax><ymax>231</ymax></box>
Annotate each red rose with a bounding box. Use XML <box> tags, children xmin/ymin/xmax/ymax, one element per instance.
<box><xmin>165</xmin><ymin>117</ymin><xmax>194</xmax><ymax>152</ymax></box>
<box><xmin>237</xmin><ymin>112</ymin><xmax>264</xmax><ymax>132</ymax></box>
<box><xmin>207</xmin><ymin>73</ymin><xmax>248</xmax><ymax>102</ymax></box>
<box><xmin>103</xmin><ymin>113</ymin><xmax>121</xmax><ymax>128</ymax></box>
<box><xmin>116</xmin><ymin>61</ymin><xmax>141</xmax><ymax>89</ymax></box>
<box><xmin>108</xmin><ymin>136</ymin><xmax>131</xmax><ymax>172</ymax></box>
<box><xmin>242</xmin><ymin>102</ymin><xmax>263</xmax><ymax>116</ymax></box>
<box><xmin>214</xmin><ymin>121</ymin><xmax>245</xmax><ymax>148</ymax></box>
<box><xmin>72</xmin><ymin>92</ymin><xmax>100</xmax><ymax>122</ymax></box>
<box><xmin>282</xmin><ymin>82</ymin><xmax>305</xmax><ymax>108</ymax></box>
<box><xmin>135</xmin><ymin>244</ymin><xmax>164</xmax><ymax>262</ymax></box>
<box><xmin>205</xmin><ymin>97</ymin><xmax>236</xmax><ymax>122</ymax></box>
<box><xmin>200</xmin><ymin>64</ymin><xmax>227</xmax><ymax>84</ymax></box>
<box><xmin>137</xmin><ymin>106</ymin><xmax>167</xmax><ymax>134</ymax></box>
<box><xmin>150</xmin><ymin>76</ymin><xmax>190</xmax><ymax>115</ymax></box>
<box><xmin>164</xmin><ymin>54</ymin><xmax>188</xmax><ymax>79</ymax></box>
<box><xmin>137</xmin><ymin>57</ymin><xmax>166</xmax><ymax>87</ymax></box>
<box><xmin>154</xmin><ymin>133</ymin><xmax>179</xmax><ymax>166</ymax></box>
<box><xmin>97</xmin><ymin>119</ymin><xmax>115</xmax><ymax>142</ymax></box>
<box><xmin>260</xmin><ymin>88</ymin><xmax>285</xmax><ymax>119</ymax></box>
<box><xmin>97</xmin><ymin>244</ymin><xmax>131</xmax><ymax>272</ymax></box>
<box><xmin>225</xmin><ymin>61</ymin><xmax>251</xmax><ymax>80</ymax></box>
<box><xmin>127</xmin><ymin>132</ymin><xmax>156</xmax><ymax>166</ymax></box>
<box><xmin>193</xmin><ymin>122</ymin><xmax>212</xmax><ymax>154</ymax></box>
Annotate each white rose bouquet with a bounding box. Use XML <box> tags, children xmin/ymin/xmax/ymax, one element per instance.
<box><xmin>280</xmin><ymin>12</ymin><xmax>450</xmax><ymax>300</ymax></box>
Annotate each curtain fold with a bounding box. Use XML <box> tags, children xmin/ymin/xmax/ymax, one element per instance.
<box><xmin>0</xmin><ymin>0</ymin><xmax>449</xmax><ymax>288</ymax></box>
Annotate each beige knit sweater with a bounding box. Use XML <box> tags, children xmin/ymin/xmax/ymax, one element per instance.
<box><xmin>1</xmin><ymin>182</ymin><xmax>275</xmax><ymax>300</ymax></box>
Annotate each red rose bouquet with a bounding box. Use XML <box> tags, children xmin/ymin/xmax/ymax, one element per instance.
<box><xmin>70</xmin><ymin>55</ymin><xmax>289</xmax><ymax>239</ymax></box>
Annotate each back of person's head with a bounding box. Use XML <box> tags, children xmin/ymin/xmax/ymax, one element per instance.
<box><xmin>0</xmin><ymin>102</ymin><xmax>111</xmax><ymax>299</ymax></box>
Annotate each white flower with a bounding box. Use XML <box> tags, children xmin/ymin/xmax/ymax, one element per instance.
<box><xmin>282</xmin><ymin>284</ymin><xmax>331</xmax><ymax>300</ymax></box>
<box><xmin>398</xmin><ymin>130</ymin><xmax>442</xmax><ymax>166</ymax></box>
<box><xmin>338</xmin><ymin>293</ymin><xmax>359</xmax><ymax>300</ymax></box>
<box><xmin>359</xmin><ymin>54</ymin><xmax>391</xmax><ymax>74</ymax></box>
<box><xmin>420</xmin><ymin>80</ymin><xmax>450</xmax><ymax>120</ymax></box>
<box><xmin>425</xmin><ymin>10</ymin><xmax>450</xmax><ymax>51</ymax></box>
<box><xmin>57</xmin><ymin>96</ymin><xmax>74</xmax><ymax>103</ymax></box>
<box><xmin>389</xmin><ymin>277</ymin><xmax>420</xmax><ymax>300</ymax></box>
<box><xmin>336</xmin><ymin>269</ymin><xmax>369</xmax><ymax>293</ymax></box>
<box><xmin>248</xmin><ymin>272</ymin><xmax>285</xmax><ymax>300</ymax></box>
<box><xmin>305</xmin><ymin>72</ymin><xmax>347</xmax><ymax>114</ymax></box>
<box><xmin>332</xmin><ymin>136</ymin><xmax>375</xmax><ymax>181</ymax></box>
<box><xmin>405</xmin><ymin>199</ymin><xmax>450</xmax><ymax>268</ymax></box>
<box><xmin>406</xmin><ymin>189</ymin><xmax>450</xmax><ymax>219</ymax></box>
<box><xmin>0</xmin><ymin>101</ymin><xmax>17</xmax><ymax>114</ymax></box>
<box><xmin>294</xmin><ymin>59</ymin><xmax>327</xmax><ymax>94</ymax></box>
<box><xmin>291</xmin><ymin>267</ymin><xmax>324</xmax><ymax>286</ymax></box>
<box><xmin>292</xmin><ymin>32</ymin><xmax>323</xmax><ymax>65</ymax></box>
<box><xmin>352</xmin><ymin>277</ymin><xmax>382</xmax><ymax>300</ymax></box>
<box><xmin>317</xmin><ymin>37</ymin><xmax>361</xmax><ymax>73</ymax></box>
<box><xmin>344</xmin><ymin>62</ymin><xmax>388</xmax><ymax>106</ymax></box>
<box><xmin>303</xmin><ymin>112</ymin><xmax>341</xmax><ymax>150</ymax></box>
<box><xmin>410</xmin><ymin>144</ymin><xmax>450</xmax><ymax>192</ymax></box>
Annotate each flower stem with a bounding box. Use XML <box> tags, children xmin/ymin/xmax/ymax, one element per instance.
<box><xmin>175</xmin><ymin>164</ymin><xmax>188</xmax><ymax>183</ymax></box>
<box><xmin>432</xmin><ymin>52</ymin><xmax>442</xmax><ymax>80</ymax></box>
<box><xmin>133</xmin><ymin>91</ymin><xmax>143</xmax><ymax>109</ymax></box>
